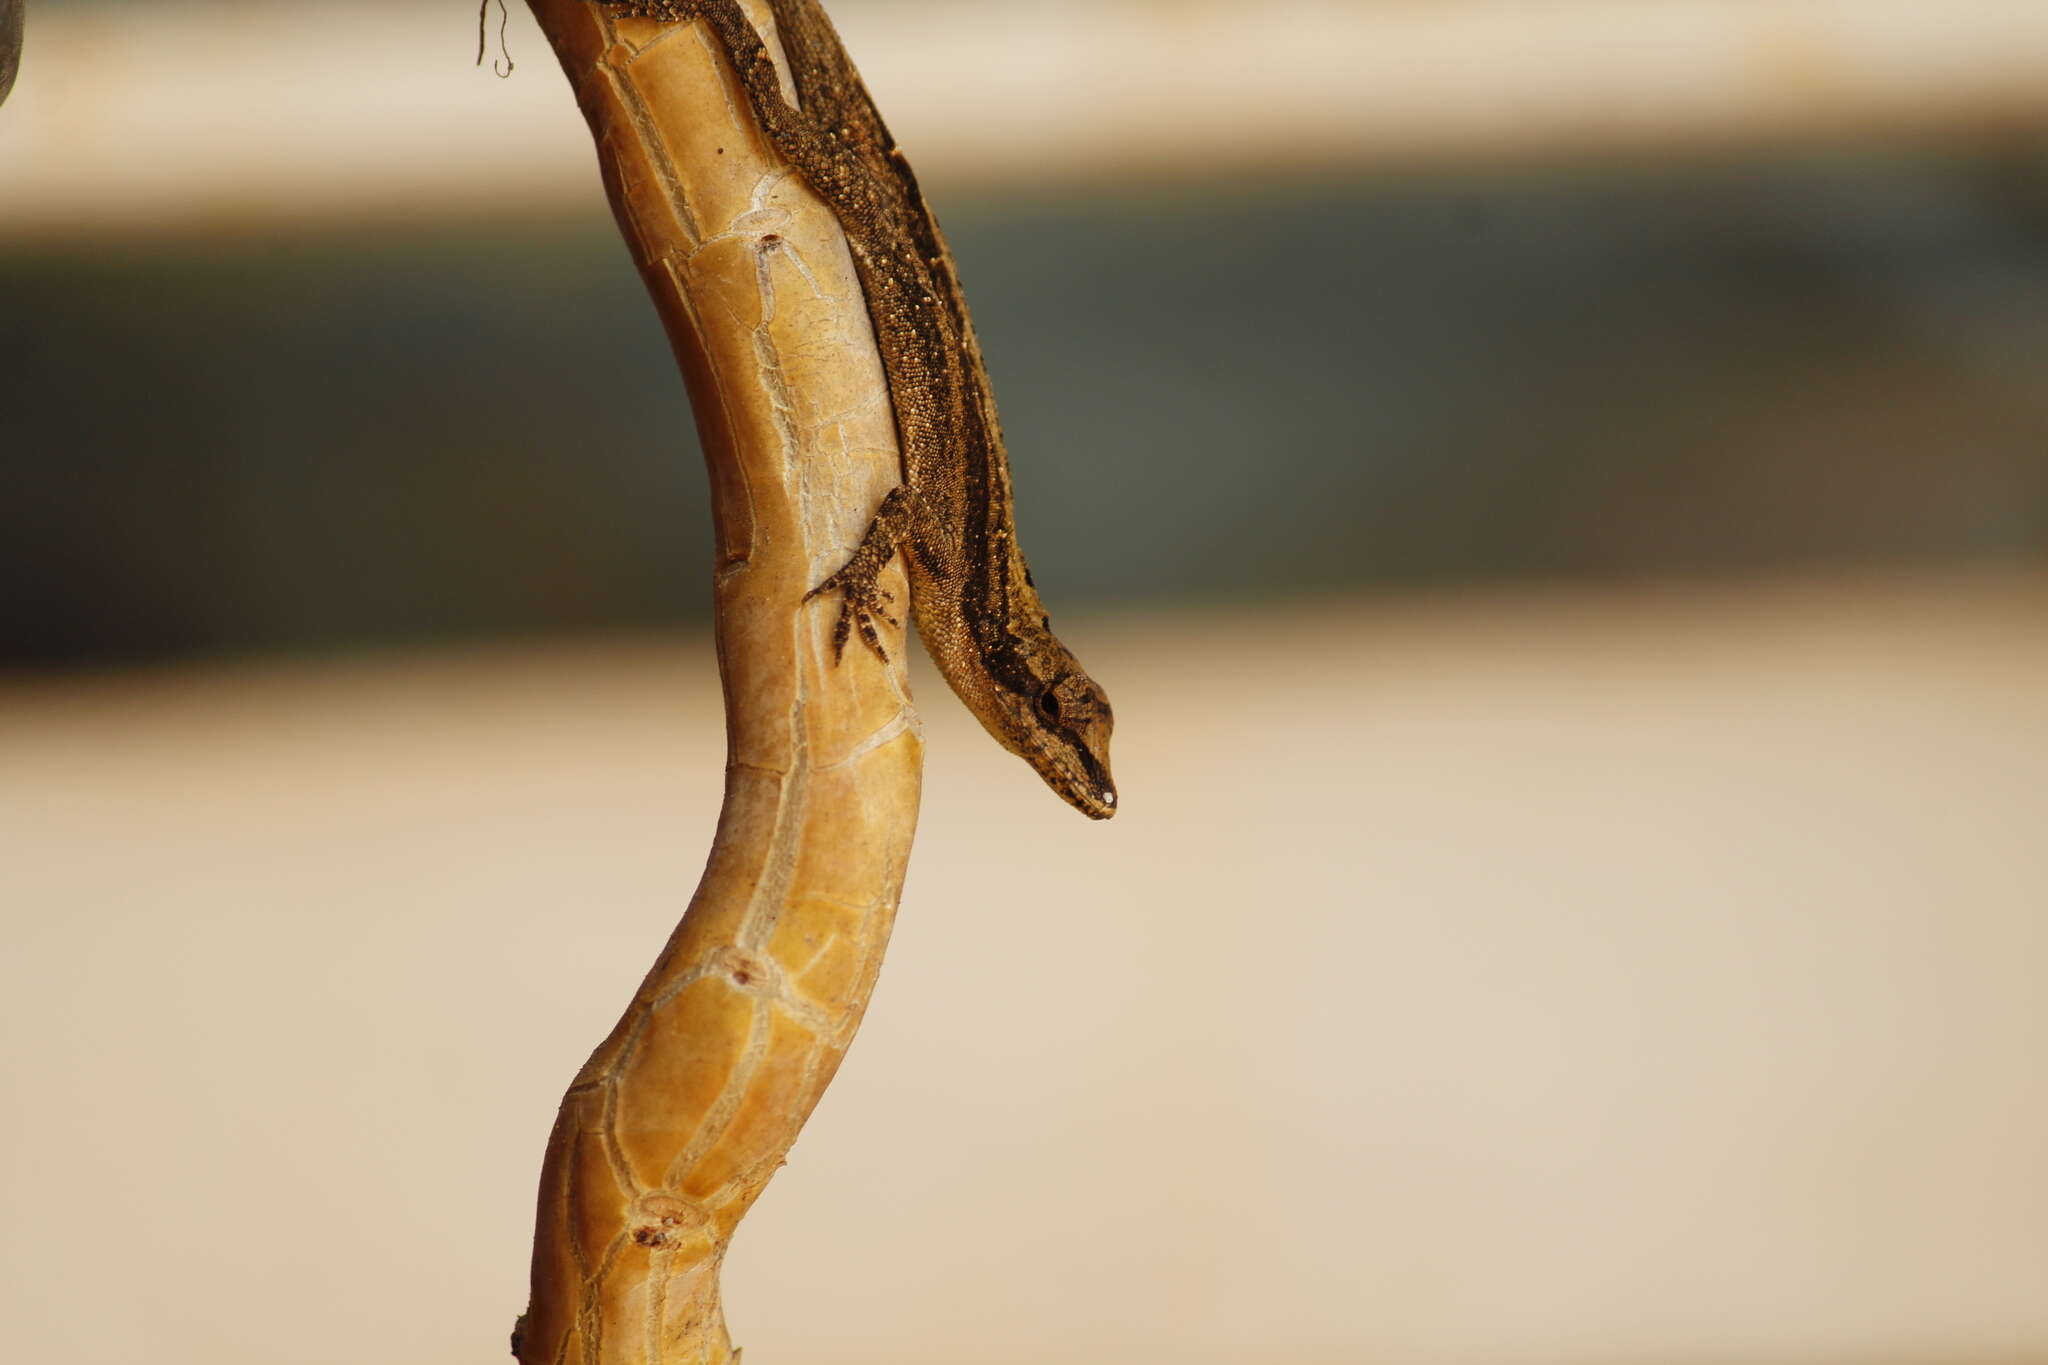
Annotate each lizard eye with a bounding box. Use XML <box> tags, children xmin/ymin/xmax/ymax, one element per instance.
<box><xmin>1035</xmin><ymin>687</ymin><xmax>1062</xmax><ymax>724</ymax></box>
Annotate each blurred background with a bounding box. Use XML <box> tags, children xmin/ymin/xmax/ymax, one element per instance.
<box><xmin>3</xmin><ymin>1</ymin><xmax>2046</xmax><ymax>1362</ymax></box>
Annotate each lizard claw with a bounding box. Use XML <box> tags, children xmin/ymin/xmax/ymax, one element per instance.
<box><xmin>809</xmin><ymin>568</ymin><xmax>897</xmax><ymax>664</ymax></box>
<box><xmin>805</xmin><ymin>486</ymin><xmax>915</xmax><ymax>665</ymax></box>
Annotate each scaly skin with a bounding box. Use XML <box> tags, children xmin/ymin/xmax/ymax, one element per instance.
<box><xmin>608</xmin><ymin>0</ymin><xmax>1118</xmax><ymax>819</ymax></box>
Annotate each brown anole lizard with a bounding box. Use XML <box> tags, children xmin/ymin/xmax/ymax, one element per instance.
<box><xmin>605</xmin><ymin>0</ymin><xmax>1118</xmax><ymax>819</ymax></box>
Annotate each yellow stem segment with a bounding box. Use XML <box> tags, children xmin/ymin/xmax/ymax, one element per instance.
<box><xmin>517</xmin><ymin>3</ymin><xmax>921</xmax><ymax>1360</ymax></box>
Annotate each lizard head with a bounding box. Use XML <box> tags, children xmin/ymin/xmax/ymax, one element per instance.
<box><xmin>993</xmin><ymin>655</ymin><xmax>1117</xmax><ymax>820</ymax></box>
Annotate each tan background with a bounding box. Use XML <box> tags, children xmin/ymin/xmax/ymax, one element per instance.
<box><xmin>6</xmin><ymin>570</ymin><xmax>2047</xmax><ymax>1363</ymax></box>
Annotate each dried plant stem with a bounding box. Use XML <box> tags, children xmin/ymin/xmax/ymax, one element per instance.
<box><xmin>517</xmin><ymin>3</ymin><xmax>921</xmax><ymax>1361</ymax></box>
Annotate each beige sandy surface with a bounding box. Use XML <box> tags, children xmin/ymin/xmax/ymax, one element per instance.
<box><xmin>4</xmin><ymin>570</ymin><xmax>2046</xmax><ymax>1364</ymax></box>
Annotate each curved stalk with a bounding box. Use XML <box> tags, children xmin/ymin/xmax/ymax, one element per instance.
<box><xmin>517</xmin><ymin>4</ymin><xmax>920</xmax><ymax>1360</ymax></box>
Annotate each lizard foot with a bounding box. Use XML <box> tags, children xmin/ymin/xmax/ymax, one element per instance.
<box><xmin>804</xmin><ymin>485</ymin><xmax>915</xmax><ymax>664</ymax></box>
<box><xmin>803</xmin><ymin>570</ymin><xmax>898</xmax><ymax>663</ymax></box>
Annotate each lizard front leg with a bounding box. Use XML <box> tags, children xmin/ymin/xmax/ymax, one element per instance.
<box><xmin>804</xmin><ymin>485</ymin><xmax>917</xmax><ymax>662</ymax></box>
